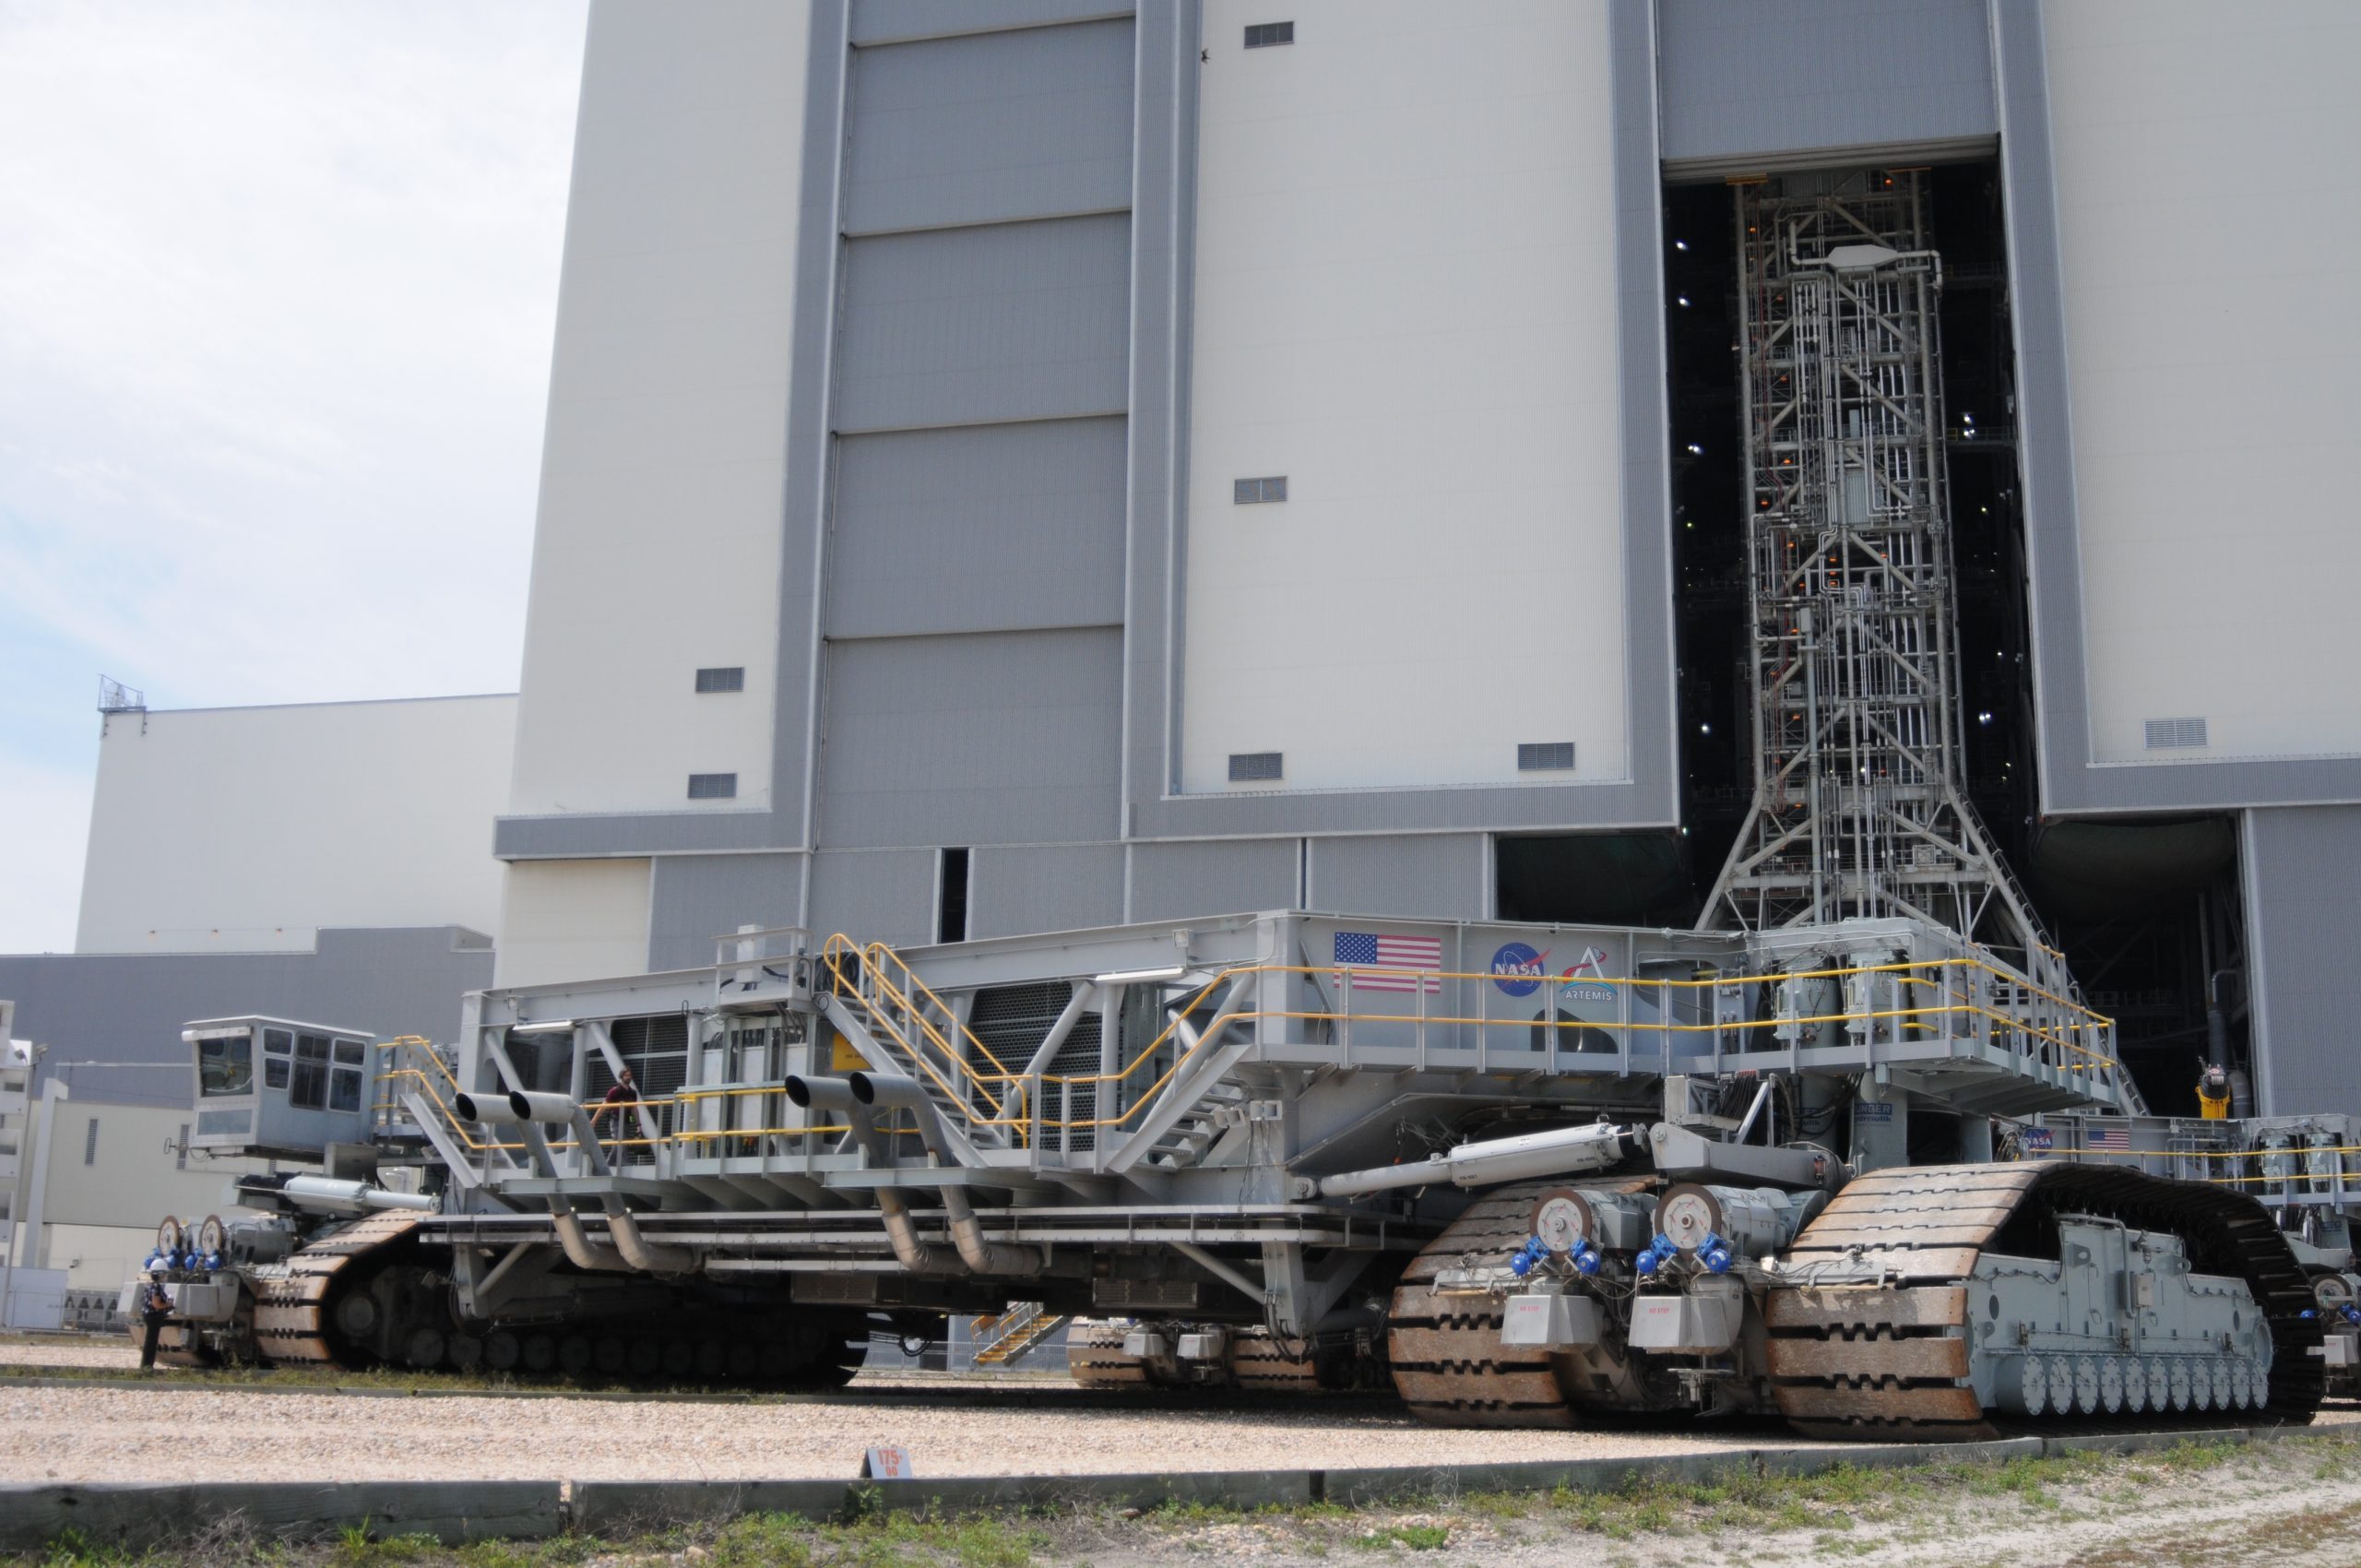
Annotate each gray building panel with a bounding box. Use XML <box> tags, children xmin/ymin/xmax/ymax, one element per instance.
<box><xmin>647</xmin><ymin>853</ymin><xmax>810</xmax><ymax>971</ymax></box>
<box><xmin>494</xmin><ymin>810</ymin><xmax>782</xmax><ymax>861</ymax></box>
<box><xmin>1124</xmin><ymin>1</ymin><xmax>1679</xmax><ymax>841</ymax></box>
<box><xmin>828</xmin><ymin>418</ymin><xmax>1128</xmax><ymax>639</ymax></box>
<box><xmin>817</xmin><ymin>627</ymin><xmax>1124</xmax><ymax>848</ymax></box>
<box><xmin>851</xmin><ymin>0</ymin><xmax>1133</xmax><ymax>48</ymax></box>
<box><xmin>808</xmin><ymin>848</ymin><xmax>939</xmax><ymax>946</ymax></box>
<box><xmin>969</xmin><ymin>842</ymin><xmax>1128</xmax><ymax>938</ymax></box>
<box><xmin>1309</xmin><ymin>835</ymin><xmax>1489</xmax><ymax>922</ymax></box>
<box><xmin>846</xmin><ymin>18</ymin><xmax>1135</xmax><ymax>236</ymax></box>
<box><xmin>1994</xmin><ymin>0</ymin><xmax>2361</xmax><ymax>816</ymax></box>
<box><xmin>0</xmin><ymin>928</ymin><xmax>492</xmax><ymax>1108</ymax></box>
<box><xmin>2240</xmin><ymin>806</ymin><xmax>2361</xmax><ymax>1120</ymax></box>
<box><xmin>1128</xmin><ymin>837</ymin><xmax>1298</xmax><ymax>924</ymax></box>
<box><xmin>1656</xmin><ymin>0</ymin><xmax>1997</xmax><ymax>177</ymax></box>
<box><xmin>834</xmin><ymin>214</ymin><xmax>1133</xmax><ymax>434</ymax></box>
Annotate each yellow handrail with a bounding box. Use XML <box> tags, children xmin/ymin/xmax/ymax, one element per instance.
<box><xmin>365</xmin><ymin>944</ymin><xmax>2131</xmax><ymax>1158</ymax></box>
<box><xmin>793</xmin><ymin>944</ymin><xmax>2123</xmax><ymax>1136</ymax></box>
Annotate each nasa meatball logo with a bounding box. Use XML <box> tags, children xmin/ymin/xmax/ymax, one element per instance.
<box><xmin>1489</xmin><ymin>942</ymin><xmax>1550</xmax><ymax>996</ymax></box>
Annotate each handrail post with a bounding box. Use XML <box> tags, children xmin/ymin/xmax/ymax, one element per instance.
<box><xmin>1340</xmin><ymin>968</ymin><xmax>1354</xmax><ymax>1065</ymax></box>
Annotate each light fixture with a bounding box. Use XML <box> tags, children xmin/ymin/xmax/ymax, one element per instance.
<box><xmin>1094</xmin><ymin>966</ymin><xmax>1186</xmax><ymax>988</ymax></box>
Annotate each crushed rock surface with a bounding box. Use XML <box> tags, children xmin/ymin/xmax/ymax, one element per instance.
<box><xmin>0</xmin><ymin>1336</ymin><xmax>138</xmax><ymax>1370</ymax></box>
<box><xmin>4</xmin><ymin>1381</ymin><xmax>1793</xmax><ymax>1483</ymax></box>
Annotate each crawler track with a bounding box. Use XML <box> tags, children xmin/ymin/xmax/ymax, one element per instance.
<box><xmin>1388</xmin><ymin>1179</ymin><xmax>1655</xmax><ymax>1427</ymax></box>
<box><xmin>252</xmin><ymin>1210</ymin><xmax>424</xmax><ymax>1365</ymax></box>
<box><xmin>1765</xmin><ymin>1162</ymin><xmax>2324</xmax><ymax>1441</ymax></box>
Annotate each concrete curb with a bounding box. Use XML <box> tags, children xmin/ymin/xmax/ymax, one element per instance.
<box><xmin>0</xmin><ymin>1421</ymin><xmax>2332</xmax><ymax>1550</ymax></box>
<box><xmin>0</xmin><ymin>1481</ymin><xmax>562</xmax><ymax>1552</ymax></box>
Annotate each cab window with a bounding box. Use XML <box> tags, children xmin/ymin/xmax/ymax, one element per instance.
<box><xmin>291</xmin><ymin>1034</ymin><xmax>331</xmax><ymax>1111</ymax></box>
<box><xmin>197</xmin><ymin>1033</ymin><xmax>253</xmax><ymax>1098</ymax></box>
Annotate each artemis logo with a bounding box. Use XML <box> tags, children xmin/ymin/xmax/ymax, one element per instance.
<box><xmin>1557</xmin><ymin>945</ymin><xmax>1617</xmax><ymax>1004</ymax></box>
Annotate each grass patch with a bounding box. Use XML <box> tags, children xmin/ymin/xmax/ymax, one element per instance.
<box><xmin>1346</xmin><ymin>1524</ymin><xmax>1449</xmax><ymax>1551</ymax></box>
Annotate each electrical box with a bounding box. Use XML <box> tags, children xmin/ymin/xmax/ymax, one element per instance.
<box><xmin>1501</xmin><ymin>1291</ymin><xmax>1600</xmax><ymax>1349</ymax></box>
<box><xmin>1629</xmin><ymin>1290</ymin><xmax>1743</xmax><ymax>1355</ymax></box>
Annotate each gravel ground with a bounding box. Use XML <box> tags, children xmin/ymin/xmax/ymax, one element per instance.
<box><xmin>0</xmin><ymin>1381</ymin><xmax>1790</xmax><ymax>1482</ymax></box>
<box><xmin>6</xmin><ymin>1335</ymin><xmax>2355</xmax><ymax>1491</ymax></box>
<box><xmin>0</xmin><ymin>1336</ymin><xmax>136</xmax><ymax>1370</ymax></box>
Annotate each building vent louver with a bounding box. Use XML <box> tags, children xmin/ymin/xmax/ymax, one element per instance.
<box><xmin>1517</xmin><ymin>742</ymin><xmax>1576</xmax><ymax>772</ymax></box>
<box><xmin>2144</xmin><ymin>718</ymin><xmax>2209</xmax><ymax>750</ymax></box>
<box><xmin>1233</xmin><ymin>476</ymin><xmax>1287</xmax><ymax>505</ymax></box>
<box><xmin>687</xmin><ymin>772</ymin><xmax>739</xmax><ymax>799</ymax></box>
<box><xmin>1228</xmin><ymin>752</ymin><xmax>1283</xmax><ymax>782</ymax></box>
<box><xmin>694</xmin><ymin>667</ymin><xmax>744</xmax><ymax>693</ymax></box>
<box><xmin>1244</xmin><ymin>21</ymin><xmax>1294</xmax><ymax>48</ymax></box>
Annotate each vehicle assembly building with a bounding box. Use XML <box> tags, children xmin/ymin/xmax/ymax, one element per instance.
<box><xmin>491</xmin><ymin>0</ymin><xmax>2361</xmax><ymax>1123</ymax></box>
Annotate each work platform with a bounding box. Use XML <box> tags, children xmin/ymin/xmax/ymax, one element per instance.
<box><xmin>378</xmin><ymin>909</ymin><xmax>2133</xmax><ymax>1217</ymax></box>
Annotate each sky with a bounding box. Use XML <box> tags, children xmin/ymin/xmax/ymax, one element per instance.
<box><xmin>0</xmin><ymin>0</ymin><xmax>588</xmax><ymax>952</ymax></box>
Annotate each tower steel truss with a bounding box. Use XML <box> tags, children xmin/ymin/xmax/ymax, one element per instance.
<box><xmin>1702</xmin><ymin>170</ymin><xmax>2070</xmax><ymax>1001</ymax></box>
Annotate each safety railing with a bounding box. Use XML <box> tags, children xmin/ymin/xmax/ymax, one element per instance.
<box><xmin>807</xmin><ymin>942</ymin><xmax>2125</xmax><ymax>1149</ymax></box>
<box><xmin>397</xmin><ymin>943</ymin><xmax>2129</xmax><ymax>1183</ymax></box>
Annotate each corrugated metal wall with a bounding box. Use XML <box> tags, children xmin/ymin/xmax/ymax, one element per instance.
<box><xmin>809</xmin><ymin>848</ymin><xmax>941</xmax><ymax>947</ymax></box>
<box><xmin>0</xmin><ymin>929</ymin><xmax>492</xmax><ymax>1106</ymax></box>
<box><xmin>1310</xmin><ymin>834</ymin><xmax>1489</xmax><ymax>921</ymax></box>
<box><xmin>827</xmin><ymin>417</ymin><xmax>1128</xmax><ymax>638</ymax></box>
<box><xmin>1129</xmin><ymin>837</ymin><xmax>1299</xmax><ymax>924</ymax></box>
<box><xmin>817</xmin><ymin>627</ymin><xmax>1124</xmax><ymax>849</ymax></box>
<box><xmin>844</xmin><ymin>18</ymin><xmax>1134</xmax><ymax>233</ymax></box>
<box><xmin>1656</xmin><ymin>0</ymin><xmax>1996</xmax><ymax>176</ymax></box>
<box><xmin>2241</xmin><ymin>806</ymin><xmax>2361</xmax><ymax>1119</ymax></box>
<box><xmin>970</xmin><ymin>842</ymin><xmax>1128</xmax><ymax>938</ymax></box>
<box><xmin>647</xmin><ymin>853</ymin><xmax>809</xmax><ymax>971</ymax></box>
<box><xmin>806</xmin><ymin>6</ymin><xmax>1137</xmax><ymax>945</ymax></box>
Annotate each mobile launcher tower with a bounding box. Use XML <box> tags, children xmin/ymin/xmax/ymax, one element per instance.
<box><xmin>148</xmin><ymin>172</ymin><xmax>2359</xmax><ymax>1436</ymax></box>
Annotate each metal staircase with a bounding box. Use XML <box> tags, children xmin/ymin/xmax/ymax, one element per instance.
<box><xmin>971</xmin><ymin>1301</ymin><xmax>1065</xmax><ymax>1366</ymax></box>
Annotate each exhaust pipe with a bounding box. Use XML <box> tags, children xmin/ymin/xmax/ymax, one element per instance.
<box><xmin>787</xmin><ymin>1075</ymin><xmax>939</xmax><ymax>1274</ymax></box>
<box><xmin>452</xmin><ymin>1089</ymin><xmax>527</xmax><ymax>1125</ymax></box>
<box><xmin>850</xmin><ymin>1073</ymin><xmax>1044</xmax><ymax>1277</ymax></box>
<box><xmin>453</xmin><ymin>1090</ymin><xmax>670</xmax><ymax>1273</ymax></box>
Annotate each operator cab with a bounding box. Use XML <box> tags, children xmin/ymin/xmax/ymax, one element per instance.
<box><xmin>186</xmin><ymin>1016</ymin><xmax>376</xmax><ymax>1160</ymax></box>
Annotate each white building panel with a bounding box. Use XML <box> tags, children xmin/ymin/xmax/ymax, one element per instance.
<box><xmin>75</xmin><ymin>697</ymin><xmax>514</xmax><ymax>954</ymax></box>
<box><xmin>2046</xmin><ymin>1</ymin><xmax>2361</xmax><ymax>765</ymax></box>
<box><xmin>1180</xmin><ymin>0</ymin><xmax>1628</xmax><ymax>794</ymax></box>
<box><xmin>505</xmin><ymin>1</ymin><xmax>811</xmax><ymax>816</ymax></box>
<box><xmin>494</xmin><ymin>858</ymin><xmax>652</xmax><ymax>988</ymax></box>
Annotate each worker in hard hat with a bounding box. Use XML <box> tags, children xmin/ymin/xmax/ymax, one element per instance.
<box><xmin>137</xmin><ymin>1275</ymin><xmax>175</xmax><ymax>1372</ymax></box>
<box><xmin>2197</xmin><ymin>1063</ymin><xmax>2232</xmax><ymax>1121</ymax></box>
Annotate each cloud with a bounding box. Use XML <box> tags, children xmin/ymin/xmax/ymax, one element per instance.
<box><xmin>0</xmin><ymin>0</ymin><xmax>587</xmax><ymax>949</ymax></box>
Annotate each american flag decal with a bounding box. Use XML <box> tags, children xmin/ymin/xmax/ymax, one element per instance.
<box><xmin>1333</xmin><ymin>932</ymin><xmax>1443</xmax><ymax>994</ymax></box>
<box><xmin>2086</xmin><ymin>1124</ymin><xmax>2131</xmax><ymax>1151</ymax></box>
